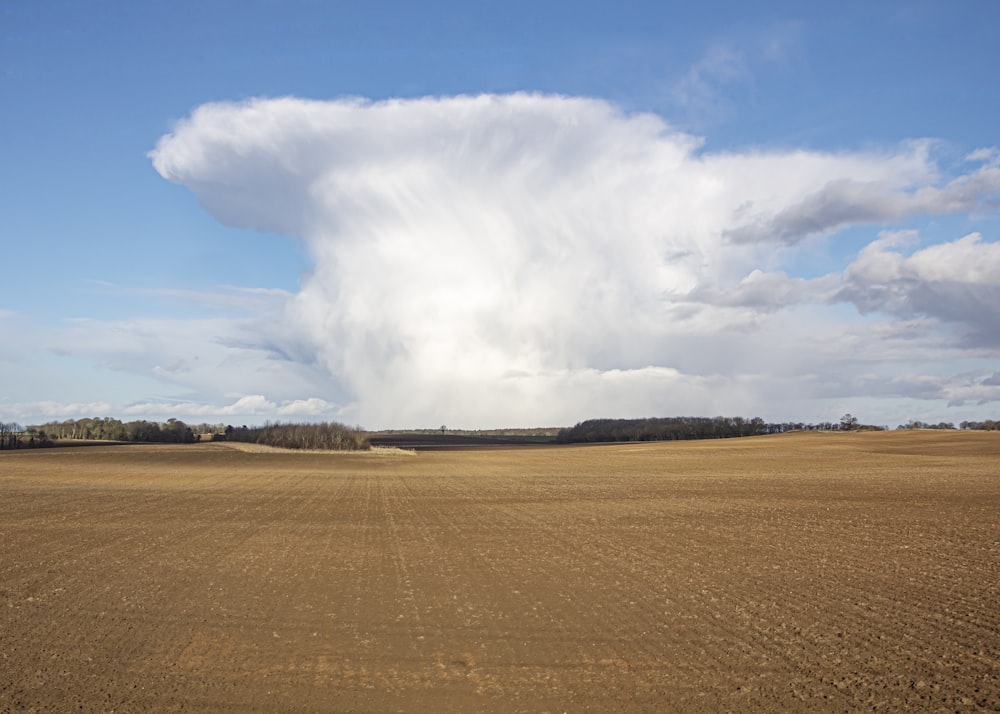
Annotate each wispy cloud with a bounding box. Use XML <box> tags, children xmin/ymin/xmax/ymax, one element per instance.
<box><xmin>85</xmin><ymin>281</ymin><xmax>294</xmax><ymax>313</ymax></box>
<box><xmin>726</xmin><ymin>159</ymin><xmax>1000</xmax><ymax>244</ymax></box>
<box><xmin>670</xmin><ymin>44</ymin><xmax>750</xmax><ymax>120</ymax></box>
<box><xmin>666</xmin><ymin>20</ymin><xmax>803</xmax><ymax>127</ymax></box>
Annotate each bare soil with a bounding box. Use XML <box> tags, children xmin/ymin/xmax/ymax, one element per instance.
<box><xmin>1</xmin><ymin>431</ymin><xmax>998</xmax><ymax>712</ymax></box>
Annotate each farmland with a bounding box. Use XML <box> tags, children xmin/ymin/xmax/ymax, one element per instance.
<box><xmin>1</xmin><ymin>431</ymin><xmax>998</xmax><ymax>712</ymax></box>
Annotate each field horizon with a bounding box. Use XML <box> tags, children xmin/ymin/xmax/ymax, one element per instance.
<box><xmin>2</xmin><ymin>430</ymin><xmax>998</xmax><ymax>711</ymax></box>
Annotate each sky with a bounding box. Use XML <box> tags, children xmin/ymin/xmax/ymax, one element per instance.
<box><xmin>2</xmin><ymin>0</ymin><xmax>999</xmax><ymax>430</ymax></box>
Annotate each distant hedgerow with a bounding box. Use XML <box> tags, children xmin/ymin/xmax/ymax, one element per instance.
<box><xmin>554</xmin><ymin>416</ymin><xmax>885</xmax><ymax>443</ymax></box>
<box><xmin>218</xmin><ymin>421</ymin><xmax>369</xmax><ymax>451</ymax></box>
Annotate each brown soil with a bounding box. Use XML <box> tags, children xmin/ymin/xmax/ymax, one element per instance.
<box><xmin>1</xmin><ymin>431</ymin><xmax>998</xmax><ymax>712</ymax></box>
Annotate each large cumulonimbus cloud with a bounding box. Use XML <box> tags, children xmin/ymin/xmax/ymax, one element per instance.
<box><xmin>150</xmin><ymin>94</ymin><xmax>1000</xmax><ymax>427</ymax></box>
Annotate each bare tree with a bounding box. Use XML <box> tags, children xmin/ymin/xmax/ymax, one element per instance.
<box><xmin>840</xmin><ymin>413</ymin><xmax>859</xmax><ymax>431</ymax></box>
<box><xmin>0</xmin><ymin>421</ymin><xmax>23</xmax><ymax>450</ymax></box>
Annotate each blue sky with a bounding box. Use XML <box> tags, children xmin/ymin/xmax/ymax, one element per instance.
<box><xmin>2</xmin><ymin>0</ymin><xmax>999</xmax><ymax>429</ymax></box>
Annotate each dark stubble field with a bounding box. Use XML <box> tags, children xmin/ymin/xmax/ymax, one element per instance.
<box><xmin>1</xmin><ymin>431</ymin><xmax>998</xmax><ymax>712</ymax></box>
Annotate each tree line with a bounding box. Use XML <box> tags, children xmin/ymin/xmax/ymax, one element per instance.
<box><xmin>556</xmin><ymin>414</ymin><xmax>1000</xmax><ymax>444</ymax></box>
<box><xmin>899</xmin><ymin>420</ymin><xmax>1000</xmax><ymax>431</ymax></box>
<box><xmin>0</xmin><ymin>417</ymin><xmax>370</xmax><ymax>451</ymax></box>
<box><xmin>21</xmin><ymin>417</ymin><xmax>198</xmax><ymax>445</ymax></box>
<box><xmin>0</xmin><ymin>421</ymin><xmax>25</xmax><ymax>450</ymax></box>
<box><xmin>220</xmin><ymin>422</ymin><xmax>369</xmax><ymax>450</ymax></box>
<box><xmin>2</xmin><ymin>414</ymin><xmax>997</xmax><ymax>452</ymax></box>
<box><xmin>957</xmin><ymin>420</ymin><xmax>1000</xmax><ymax>430</ymax></box>
<box><xmin>555</xmin><ymin>415</ymin><xmax>874</xmax><ymax>444</ymax></box>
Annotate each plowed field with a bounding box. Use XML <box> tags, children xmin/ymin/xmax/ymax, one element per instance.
<box><xmin>1</xmin><ymin>431</ymin><xmax>998</xmax><ymax>712</ymax></box>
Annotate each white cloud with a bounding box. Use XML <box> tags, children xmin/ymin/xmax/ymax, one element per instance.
<box><xmin>680</xmin><ymin>269</ymin><xmax>838</xmax><ymax>311</ymax></box>
<box><xmin>3</xmin><ymin>394</ymin><xmax>349</xmax><ymax>427</ymax></box>
<box><xmin>836</xmin><ymin>231</ymin><xmax>1000</xmax><ymax>344</ymax></box>
<box><xmin>142</xmin><ymin>93</ymin><xmax>1000</xmax><ymax>427</ymax></box>
<box><xmin>671</xmin><ymin>45</ymin><xmax>749</xmax><ymax>119</ymax></box>
<box><xmin>277</xmin><ymin>398</ymin><xmax>340</xmax><ymax>417</ymax></box>
<box><xmin>85</xmin><ymin>282</ymin><xmax>296</xmax><ymax>314</ymax></box>
<box><xmin>667</xmin><ymin>21</ymin><xmax>803</xmax><ymax>128</ymax></box>
<box><xmin>966</xmin><ymin>147</ymin><xmax>1000</xmax><ymax>164</ymax></box>
<box><xmin>725</xmin><ymin>155</ymin><xmax>1000</xmax><ymax>244</ymax></box>
<box><xmin>222</xmin><ymin>394</ymin><xmax>273</xmax><ymax>414</ymax></box>
<box><xmin>12</xmin><ymin>401</ymin><xmax>117</xmax><ymax>420</ymax></box>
